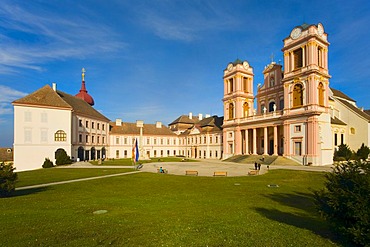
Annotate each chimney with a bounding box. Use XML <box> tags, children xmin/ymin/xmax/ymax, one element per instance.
<box><xmin>52</xmin><ymin>82</ymin><xmax>57</xmax><ymax>91</ymax></box>
<box><xmin>189</xmin><ymin>112</ymin><xmax>193</xmax><ymax>119</ymax></box>
<box><xmin>115</xmin><ymin>119</ymin><xmax>122</xmax><ymax>126</ymax></box>
<box><xmin>198</xmin><ymin>113</ymin><xmax>203</xmax><ymax>120</ymax></box>
<box><xmin>156</xmin><ymin>121</ymin><xmax>162</xmax><ymax>128</ymax></box>
<box><xmin>205</xmin><ymin>114</ymin><xmax>211</xmax><ymax>118</ymax></box>
<box><xmin>136</xmin><ymin>120</ymin><xmax>144</xmax><ymax>128</ymax></box>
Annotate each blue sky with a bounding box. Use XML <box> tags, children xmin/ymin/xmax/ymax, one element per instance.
<box><xmin>1</xmin><ymin>0</ymin><xmax>370</xmax><ymax>147</ymax></box>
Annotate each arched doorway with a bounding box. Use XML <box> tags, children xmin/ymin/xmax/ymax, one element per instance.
<box><xmin>78</xmin><ymin>146</ymin><xmax>84</xmax><ymax>161</ymax></box>
<box><xmin>91</xmin><ymin>147</ymin><xmax>96</xmax><ymax>160</ymax></box>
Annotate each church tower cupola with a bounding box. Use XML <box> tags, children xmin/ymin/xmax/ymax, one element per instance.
<box><xmin>75</xmin><ymin>68</ymin><xmax>95</xmax><ymax>106</ymax></box>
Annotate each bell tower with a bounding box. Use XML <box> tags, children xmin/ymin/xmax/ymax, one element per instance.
<box><xmin>223</xmin><ymin>59</ymin><xmax>254</xmax><ymax>122</ymax></box>
<box><xmin>282</xmin><ymin>23</ymin><xmax>330</xmax><ymax>114</ymax></box>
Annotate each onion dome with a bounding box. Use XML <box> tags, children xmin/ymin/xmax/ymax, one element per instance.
<box><xmin>75</xmin><ymin>68</ymin><xmax>94</xmax><ymax>106</ymax></box>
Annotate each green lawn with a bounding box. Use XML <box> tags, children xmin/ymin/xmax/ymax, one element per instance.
<box><xmin>1</xmin><ymin>169</ymin><xmax>348</xmax><ymax>246</ymax></box>
<box><xmin>89</xmin><ymin>157</ymin><xmax>197</xmax><ymax>166</ymax></box>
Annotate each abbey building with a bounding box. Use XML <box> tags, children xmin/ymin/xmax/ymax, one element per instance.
<box><xmin>222</xmin><ymin>23</ymin><xmax>370</xmax><ymax>165</ymax></box>
<box><xmin>12</xmin><ymin>23</ymin><xmax>370</xmax><ymax>170</ymax></box>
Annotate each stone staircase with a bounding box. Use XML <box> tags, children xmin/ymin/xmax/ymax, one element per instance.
<box><xmin>225</xmin><ymin>155</ymin><xmax>300</xmax><ymax>166</ymax></box>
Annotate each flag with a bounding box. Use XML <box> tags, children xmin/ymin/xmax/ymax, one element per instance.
<box><xmin>132</xmin><ymin>138</ymin><xmax>139</xmax><ymax>163</ymax></box>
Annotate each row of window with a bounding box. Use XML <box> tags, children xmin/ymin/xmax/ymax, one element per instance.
<box><xmin>115</xmin><ymin>137</ymin><xmax>177</xmax><ymax>145</ymax></box>
<box><xmin>113</xmin><ymin>135</ymin><xmax>221</xmax><ymax>146</ymax></box>
<box><xmin>187</xmin><ymin>150</ymin><xmax>219</xmax><ymax>159</ymax></box>
<box><xmin>226</xmin><ymin>77</ymin><xmax>251</xmax><ymax>94</ymax></box>
<box><xmin>79</xmin><ymin>134</ymin><xmax>105</xmax><ymax>144</ymax></box>
<box><xmin>186</xmin><ymin>135</ymin><xmax>220</xmax><ymax>145</ymax></box>
<box><xmin>79</xmin><ymin>119</ymin><xmax>105</xmax><ymax>131</ymax></box>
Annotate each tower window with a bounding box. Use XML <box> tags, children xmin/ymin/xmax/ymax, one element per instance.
<box><xmin>270</xmin><ymin>77</ymin><xmax>275</xmax><ymax>87</ymax></box>
<box><xmin>318</xmin><ymin>82</ymin><xmax>324</xmax><ymax>106</ymax></box>
<box><xmin>228</xmin><ymin>103</ymin><xmax>234</xmax><ymax>119</ymax></box>
<box><xmin>243</xmin><ymin>102</ymin><xmax>249</xmax><ymax>117</ymax></box>
<box><xmin>293</xmin><ymin>84</ymin><xmax>303</xmax><ymax>107</ymax></box>
<box><xmin>293</xmin><ymin>48</ymin><xmax>303</xmax><ymax>69</ymax></box>
<box><xmin>268</xmin><ymin>102</ymin><xmax>275</xmax><ymax>112</ymax></box>
<box><xmin>229</xmin><ymin>78</ymin><xmax>234</xmax><ymax>93</ymax></box>
<box><xmin>243</xmin><ymin>77</ymin><xmax>248</xmax><ymax>92</ymax></box>
<box><xmin>318</xmin><ymin>47</ymin><xmax>323</xmax><ymax>67</ymax></box>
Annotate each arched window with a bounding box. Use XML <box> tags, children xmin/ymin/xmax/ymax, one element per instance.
<box><xmin>293</xmin><ymin>84</ymin><xmax>303</xmax><ymax>107</ymax></box>
<box><xmin>318</xmin><ymin>47</ymin><xmax>323</xmax><ymax>67</ymax></box>
<box><xmin>228</xmin><ymin>103</ymin><xmax>234</xmax><ymax>119</ymax></box>
<box><xmin>268</xmin><ymin>101</ymin><xmax>275</xmax><ymax>112</ymax></box>
<box><xmin>318</xmin><ymin>82</ymin><xmax>324</xmax><ymax>106</ymax></box>
<box><xmin>270</xmin><ymin>77</ymin><xmax>275</xmax><ymax>87</ymax></box>
<box><xmin>54</xmin><ymin>130</ymin><xmax>66</xmax><ymax>142</ymax></box>
<box><xmin>243</xmin><ymin>102</ymin><xmax>249</xmax><ymax>117</ymax></box>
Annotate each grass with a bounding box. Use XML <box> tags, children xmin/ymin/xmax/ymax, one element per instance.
<box><xmin>89</xmin><ymin>157</ymin><xmax>198</xmax><ymax>166</ymax></box>
<box><xmin>1</xmin><ymin>169</ymin><xmax>348</xmax><ymax>246</ymax></box>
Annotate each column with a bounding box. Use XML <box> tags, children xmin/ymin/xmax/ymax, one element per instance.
<box><xmin>273</xmin><ymin>126</ymin><xmax>278</xmax><ymax>155</ymax></box>
<box><xmin>245</xmin><ymin>129</ymin><xmax>249</xmax><ymax>155</ymax></box>
<box><xmin>235</xmin><ymin>127</ymin><xmax>242</xmax><ymax>155</ymax></box>
<box><xmin>263</xmin><ymin>127</ymin><xmax>268</xmax><ymax>155</ymax></box>
<box><xmin>253</xmin><ymin>128</ymin><xmax>257</xmax><ymax>155</ymax></box>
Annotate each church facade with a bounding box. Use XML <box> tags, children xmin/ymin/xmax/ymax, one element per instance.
<box><xmin>222</xmin><ymin>23</ymin><xmax>370</xmax><ymax>165</ymax></box>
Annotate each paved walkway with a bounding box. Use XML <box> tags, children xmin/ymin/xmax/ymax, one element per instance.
<box><xmin>16</xmin><ymin>160</ymin><xmax>334</xmax><ymax>190</ymax></box>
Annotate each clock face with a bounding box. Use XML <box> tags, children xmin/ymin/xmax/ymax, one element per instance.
<box><xmin>243</xmin><ymin>61</ymin><xmax>249</xmax><ymax>69</ymax></box>
<box><xmin>290</xmin><ymin>27</ymin><xmax>301</xmax><ymax>39</ymax></box>
<box><xmin>227</xmin><ymin>63</ymin><xmax>233</xmax><ymax>71</ymax></box>
<box><xmin>318</xmin><ymin>23</ymin><xmax>324</xmax><ymax>36</ymax></box>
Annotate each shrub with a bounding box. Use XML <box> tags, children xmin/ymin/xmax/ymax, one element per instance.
<box><xmin>334</xmin><ymin>144</ymin><xmax>353</xmax><ymax>161</ymax></box>
<box><xmin>314</xmin><ymin>161</ymin><xmax>370</xmax><ymax>246</ymax></box>
<box><xmin>0</xmin><ymin>162</ymin><xmax>18</xmax><ymax>197</ymax></box>
<box><xmin>42</xmin><ymin>158</ymin><xmax>54</xmax><ymax>168</ymax></box>
<box><xmin>357</xmin><ymin>143</ymin><xmax>370</xmax><ymax>161</ymax></box>
<box><xmin>55</xmin><ymin>149</ymin><xmax>72</xmax><ymax>166</ymax></box>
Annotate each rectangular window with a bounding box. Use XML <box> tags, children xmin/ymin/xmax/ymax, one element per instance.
<box><xmin>341</xmin><ymin>133</ymin><xmax>344</xmax><ymax>145</ymax></box>
<box><xmin>204</xmin><ymin>136</ymin><xmax>206</xmax><ymax>144</ymax></box>
<box><xmin>154</xmin><ymin>138</ymin><xmax>157</xmax><ymax>145</ymax></box>
<box><xmin>215</xmin><ymin>151</ymin><xmax>218</xmax><ymax>158</ymax></box>
<box><xmin>97</xmin><ymin>136</ymin><xmax>100</xmax><ymax>144</ymax></box>
<box><xmin>161</xmin><ymin>139</ymin><xmax>164</xmax><ymax>145</ymax></box>
<box><xmin>210</xmin><ymin>151</ymin><xmax>212</xmax><ymax>158</ymax></box>
<box><xmin>294</xmin><ymin>48</ymin><xmax>303</xmax><ymax>69</ymax></box>
<box><xmin>295</xmin><ymin>125</ymin><xmax>301</xmax><ymax>132</ymax></box>
<box><xmin>147</xmin><ymin>138</ymin><xmax>150</xmax><ymax>145</ymax></box>
<box><xmin>79</xmin><ymin>120</ymin><xmax>82</xmax><ymax>127</ymax></box>
<box><xmin>86</xmin><ymin>135</ymin><xmax>89</xmax><ymax>143</ymax></box>
<box><xmin>334</xmin><ymin>133</ymin><xmax>338</xmax><ymax>146</ymax></box>
<box><xmin>41</xmin><ymin>113</ymin><xmax>48</xmax><ymax>123</ymax></box>
<box><xmin>174</xmin><ymin>150</ymin><xmax>176</xmax><ymax>156</ymax></box>
<box><xmin>154</xmin><ymin>150</ymin><xmax>157</xmax><ymax>157</ymax></box>
<box><xmin>124</xmin><ymin>150</ymin><xmax>127</xmax><ymax>158</ymax></box>
<box><xmin>216</xmin><ymin>136</ymin><xmax>218</xmax><ymax>143</ymax></box>
<box><xmin>85</xmin><ymin>121</ymin><xmax>89</xmax><ymax>128</ymax></box>
<box><xmin>102</xmin><ymin>124</ymin><xmax>105</xmax><ymax>130</ymax></box>
<box><xmin>210</xmin><ymin>136</ymin><xmax>212</xmax><ymax>144</ymax></box>
<box><xmin>25</xmin><ymin>112</ymin><xmax>32</xmax><ymax>122</ymax></box>
<box><xmin>294</xmin><ymin>142</ymin><xmax>302</xmax><ymax>156</ymax></box>
<box><xmin>204</xmin><ymin>151</ymin><xmax>206</xmax><ymax>158</ymax></box>
<box><xmin>97</xmin><ymin>123</ymin><xmax>100</xmax><ymax>130</ymax></box>
<box><xmin>116</xmin><ymin>137</ymin><xmax>119</xmax><ymax>144</ymax></box>
<box><xmin>92</xmin><ymin>122</ymin><xmax>95</xmax><ymax>129</ymax></box>
<box><xmin>79</xmin><ymin>134</ymin><xmax>82</xmax><ymax>143</ymax></box>
<box><xmin>102</xmin><ymin>137</ymin><xmax>105</xmax><ymax>144</ymax></box>
<box><xmin>116</xmin><ymin>150</ymin><xmax>119</xmax><ymax>159</ymax></box>
<box><xmin>167</xmin><ymin>139</ymin><xmax>170</xmax><ymax>145</ymax></box>
<box><xmin>41</xmin><ymin>129</ymin><xmax>48</xmax><ymax>142</ymax></box>
<box><xmin>24</xmin><ymin>128</ymin><xmax>32</xmax><ymax>142</ymax></box>
<box><xmin>92</xmin><ymin>136</ymin><xmax>95</xmax><ymax>143</ymax></box>
<box><xmin>124</xmin><ymin>138</ymin><xmax>128</xmax><ymax>145</ymax></box>
<box><xmin>167</xmin><ymin>150</ymin><xmax>170</xmax><ymax>156</ymax></box>
<box><xmin>161</xmin><ymin>150</ymin><xmax>163</xmax><ymax>157</ymax></box>
<box><xmin>243</xmin><ymin>77</ymin><xmax>248</xmax><ymax>92</ymax></box>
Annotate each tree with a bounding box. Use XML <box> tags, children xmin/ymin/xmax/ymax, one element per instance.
<box><xmin>55</xmin><ymin>149</ymin><xmax>72</xmax><ymax>166</ymax></box>
<box><xmin>357</xmin><ymin>143</ymin><xmax>370</xmax><ymax>161</ymax></box>
<box><xmin>42</xmin><ymin>158</ymin><xmax>54</xmax><ymax>168</ymax></box>
<box><xmin>314</xmin><ymin>161</ymin><xmax>370</xmax><ymax>246</ymax></box>
<box><xmin>334</xmin><ymin>144</ymin><xmax>353</xmax><ymax>161</ymax></box>
<box><xmin>0</xmin><ymin>163</ymin><xmax>18</xmax><ymax>197</ymax></box>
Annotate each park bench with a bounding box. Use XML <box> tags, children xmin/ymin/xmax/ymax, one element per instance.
<box><xmin>248</xmin><ymin>170</ymin><xmax>258</xmax><ymax>175</ymax></box>
<box><xmin>213</xmin><ymin>171</ymin><xmax>227</xmax><ymax>177</ymax></box>
<box><xmin>185</xmin><ymin>170</ymin><xmax>198</xmax><ymax>176</ymax></box>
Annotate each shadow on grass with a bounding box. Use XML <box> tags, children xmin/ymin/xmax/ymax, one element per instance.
<box><xmin>254</xmin><ymin>191</ymin><xmax>351</xmax><ymax>246</ymax></box>
<box><xmin>12</xmin><ymin>187</ymin><xmax>48</xmax><ymax>197</ymax></box>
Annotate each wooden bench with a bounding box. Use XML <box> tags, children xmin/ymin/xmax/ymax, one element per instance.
<box><xmin>185</xmin><ymin>170</ymin><xmax>198</xmax><ymax>176</ymax></box>
<box><xmin>213</xmin><ymin>171</ymin><xmax>227</xmax><ymax>177</ymax></box>
<box><xmin>248</xmin><ymin>170</ymin><xmax>258</xmax><ymax>175</ymax></box>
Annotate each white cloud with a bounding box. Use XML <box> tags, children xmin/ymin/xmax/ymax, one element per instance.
<box><xmin>134</xmin><ymin>1</ymin><xmax>237</xmax><ymax>42</ymax></box>
<box><xmin>0</xmin><ymin>85</ymin><xmax>27</xmax><ymax>115</ymax></box>
<box><xmin>0</xmin><ymin>2</ymin><xmax>127</xmax><ymax>74</ymax></box>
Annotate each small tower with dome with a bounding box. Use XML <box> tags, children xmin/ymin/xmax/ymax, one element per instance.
<box><xmin>75</xmin><ymin>68</ymin><xmax>95</xmax><ymax>106</ymax></box>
